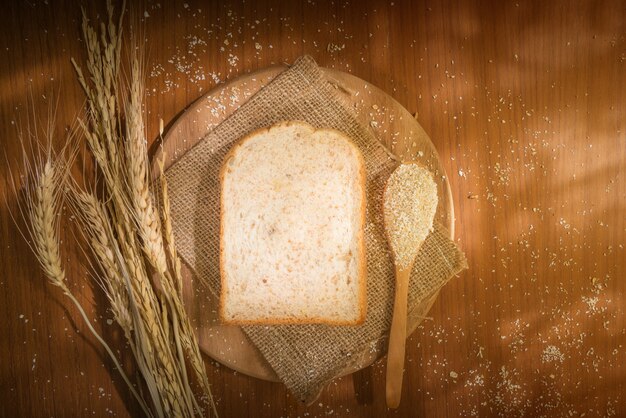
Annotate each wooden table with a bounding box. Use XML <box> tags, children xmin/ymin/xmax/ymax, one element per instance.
<box><xmin>1</xmin><ymin>1</ymin><xmax>624</xmax><ymax>417</ymax></box>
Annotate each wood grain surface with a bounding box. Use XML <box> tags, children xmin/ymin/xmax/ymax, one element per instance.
<box><xmin>1</xmin><ymin>1</ymin><xmax>624</xmax><ymax>417</ymax></box>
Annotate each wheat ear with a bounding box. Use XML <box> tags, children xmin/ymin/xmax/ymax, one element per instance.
<box><xmin>18</xmin><ymin>158</ymin><xmax>153</xmax><ymax>418</ymax></box>
<box><xmin>159</xmin><ymin>157</ymin><xmax>218</xmax><ymax>417</ymax></box>
<box><xmin>123</xmin><ymin>57</ymin><xmax>200</xmax><ymax>416</ymax></box>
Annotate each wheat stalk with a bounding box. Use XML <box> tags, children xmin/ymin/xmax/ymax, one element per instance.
<box><xmin>125</xmin><ymin>57</ymin><xmax>168</xmax><ymax>276</ymax></box>
<box><xmin>9</xmin><ymin>149</ymin><xmax>153</xmax><ymax>418</ymax></box>
<box><xmin>30</xmin><ymin>161</ymin><xmax>67</xmax><ymax>290</ymax></box>
<box><xmin>158</xmin><ymin>157</ymin><xmax>218</xmax><ymax>417</ymax></box>
<box><xmin>122</xmin><ymin>41</ymin><xmax>215</xmax><ymax>416</ymax></box>
<box><xmin>70</xmin><ymin>189</ymin><xmax>134</xmax><ymax>339</ymax></box>
<box><xmin>158</xmin><ymin>156</ymin><xmax>183</xmax><ymax>294</ymax></box>
<box><xmin>67</xmin><ymin>1</ymin><xmax>216</xmax><ymax>417</ymax></box>
<box><xmin>13</xmin><ymin>1</ymin><xmax>217</xmax><ymax>416</ymax></box>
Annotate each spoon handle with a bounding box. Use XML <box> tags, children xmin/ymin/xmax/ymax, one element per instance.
<box><xmin>386</xmin><ymin>266</ymin><xmax>411</xmax><ymax>408</ymax></box>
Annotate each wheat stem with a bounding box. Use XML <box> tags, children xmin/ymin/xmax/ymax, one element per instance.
<box><xmin>158</xmin><ymin>159</ymin><xmax>216</xmax><ymax>415</ymax></box>
<box><xmin>64</xmin><ymin>291</ymin><xmax>154</xmax><ymax>418</ymax></box>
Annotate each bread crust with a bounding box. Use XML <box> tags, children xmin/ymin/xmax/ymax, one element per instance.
<box><xmin>219</xmin><ymin>120</ymin><xmax>367</xmax><ymax>326</ymax></box>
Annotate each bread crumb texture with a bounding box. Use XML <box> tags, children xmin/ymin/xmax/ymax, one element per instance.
<box><xmin>221</xmin><ymin>122</ymin><xmax>365</xmax><ymax>324</ymax></box>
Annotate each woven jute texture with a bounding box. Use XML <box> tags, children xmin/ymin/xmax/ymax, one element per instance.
<box><xmin>164</xmin><ymin>56</ymin><xmax>468</xmax><ymax>402</ymax></box>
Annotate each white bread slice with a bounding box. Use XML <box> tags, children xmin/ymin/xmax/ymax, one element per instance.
<box><xmin>219</xmin><ymin>121</ymin><xmax>367</xmax><ymax>325</ymax></box>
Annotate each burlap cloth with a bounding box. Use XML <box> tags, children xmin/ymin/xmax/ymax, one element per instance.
<box><xmin>164</xmin><ymin>56</ymin><xmax>467</xmax><ymax>402</ymax></box>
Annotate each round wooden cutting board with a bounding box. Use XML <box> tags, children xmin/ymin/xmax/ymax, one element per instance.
<box><xmin>156</xmin><ymin>66</ymin><xmax>454</xmax><ymax>382</ymax></box>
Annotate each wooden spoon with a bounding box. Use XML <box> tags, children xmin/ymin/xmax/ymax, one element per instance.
<box><xmin>383</xmin><ymin>162</ymin><xmax>438</xmax><ymax>408</ymax></box>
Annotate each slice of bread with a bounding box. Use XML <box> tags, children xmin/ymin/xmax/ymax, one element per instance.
<box><xmin>219</xmin><ymin>121</ymin><xmax>367</xmax><ymax>325</ymax></box>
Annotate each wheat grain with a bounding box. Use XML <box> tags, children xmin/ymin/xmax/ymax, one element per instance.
<box><xmin>158</xmin><ymin>157</ymin><xmax>183</xmax><ymax>295</ymax></box>
<box><xmin>31</xmin><ymin>161</ymin><xmax>67</xmax><ymax>291</ymax></box>
<box><xmin>71</xmin><ymin>189</ymin><xmax>134</xmax><ymax>338</ymax></box>
<box><xmin>125</xmin><ymin>57</ymin><xmax>169</xmax><ymax>276</ymax></box>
